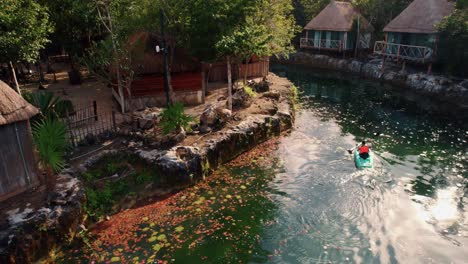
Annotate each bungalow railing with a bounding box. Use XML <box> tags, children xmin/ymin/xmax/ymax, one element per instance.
<box><xmin>300</xmin><ymin>38</ymin><xmax>343</xmax><ymax>51</ymax></box>
<box><xmin>374</xmin><ymin>41</ymin><xmax>434</xmax><ymax>63</ymax></box>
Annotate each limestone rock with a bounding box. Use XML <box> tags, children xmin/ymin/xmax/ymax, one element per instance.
<box><xmin>253</xmin><ymin>78</ymin><xmax>270</xmax><ymax>93</ymax></box>
<box><xmin>199</xmin><ymin>103</ymin><xmax>232</xmax><ymax>130</ymax></box>
<box><xmin>232</xmin><ymin>88</ymin><xmax>253</xmax><ymax>109</ymax></box>
<box><xmin>262</xmin><ymin>91</ymin><xmax>281</xmax><ymax>100</ymax></box>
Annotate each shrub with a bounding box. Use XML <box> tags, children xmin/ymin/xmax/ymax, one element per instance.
<box><xmin>243</xmin><ymin>85</ymin><xmax>257</xmax><ymax>97</ymax></box>
<box><xmin>160</xmin><ymin>103</ymin><xmax>193</xmax><ymax>135</ymax></box>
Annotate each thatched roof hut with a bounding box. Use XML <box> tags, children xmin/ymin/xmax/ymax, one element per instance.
<box><xmin>0</xmin><ymin>80</ymin><xmax>40</xmax><ymax>202</ymax></box>
<box><xmin>301</xmin><ymin>1</ymin><xmax>374</xmax><ymax>51</ymax></box>
<box><xmin>383</xmin><ymin>0</ymin><xmax>455</xmax><ymax>34</ymax></box>
<box><xmin>0</xmin><ymin>80</ymin><xmax>39</xmax><ymax>126</ymax></box>
<box><xmin>304</xmin><ymin>1</ymin><xmax>373</xmax><ymax>32</ymax></box>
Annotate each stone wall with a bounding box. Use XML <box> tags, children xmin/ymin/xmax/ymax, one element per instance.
<box><xmin>0</xmin><ymin>172</ymin><xmax>85</xmax><ymax>263</ymax></box>
<box><xmin>0</xmin><ymin>75</ymin><xmax>295</xmax><ymax>263</ymax></box>
<box><xmin>275</xmin><ymin>52</ymin><xmax>468</xmax><ymax>108</ymax></box>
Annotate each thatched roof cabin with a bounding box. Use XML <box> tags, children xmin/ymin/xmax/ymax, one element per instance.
<box><xmin>383</xmin><ymin>0</ymin><xmax>455</xmax><ymax>34</ymax></box>
<box><xmin>301</xmin><ymin>1</ymin><xmax>374</xmax><ymax>51</ymax></box>
<box><xmin>374</xmin><ymin>0</ymin><xmax>455</xmax><ymax>66</ymax></box>
<box><xmin>0</xmin><ymin>81</ymin><xmax>39</xmax><ymax>125</ymax></box>
<box><xmin>0</xmin><ymin>81</ymin><xmax>40</xmax><ymax>201</ymax></box>
<box><xmin>304</xmin><ymin>1</ymin><xmax>373</xmax><ymax>32</ymax></box>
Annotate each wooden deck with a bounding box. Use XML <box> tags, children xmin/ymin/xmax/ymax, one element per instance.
<box><xmin>373</xmin><ymin>41</ymin><xmax>435</xmax><ymax>63</ymax></box>
<box><xmin>300</xmin><ymin>38</ymin><xmax>343</xmax><ymax>51</ymax></box>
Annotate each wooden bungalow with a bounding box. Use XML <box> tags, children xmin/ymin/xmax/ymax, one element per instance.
<box><xmin>113</xmin><ymin>32</ymin><xmax>204</xmax><ymax>112</ymax></box>
<box><xmin>0</xmin><ymin>81</ymin><xmax>40</xmax><ymax>202</ymax></box>
<box><xmin>374</xmin><ymin>0</ymin><xmax>455</xmax><ymax>71</ymax></box>
<box><xmin>301</xmin><ymin>1</ymin><xmax>374</xmax><ymax>52</ymax></box>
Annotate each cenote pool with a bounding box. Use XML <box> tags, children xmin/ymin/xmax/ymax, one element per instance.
<box><xmin>60</xmin><ymin>65</ymin><xmax>467</xmax><ymax>264</ymax></box>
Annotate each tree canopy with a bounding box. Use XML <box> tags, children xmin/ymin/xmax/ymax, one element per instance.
<box><xmin>437</xmin><ymin>1</ymin><xmax>468</xmax><ymax>76</ymax></box>
<box><xmin>0</xmin><ymin>0</ymin><xmax>53</xmax><ymax>63</ymax></box>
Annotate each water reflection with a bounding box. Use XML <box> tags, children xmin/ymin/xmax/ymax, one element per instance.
<box><xmin>262</xmin><ymin>64</ymin><xmax>468</xmax><ymax>263</ymax></box>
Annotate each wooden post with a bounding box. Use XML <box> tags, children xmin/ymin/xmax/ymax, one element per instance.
<box><xmin>354</xmin><ymin>16</ymin><xmax>360</xmax><ymax>58</ymax></box>
<box><xmin>427</xmin><ymin>63</ymin><xmax>433</xmax><ymax>75</ymax></box>
<box><xmin>93</xmin><ymin>101</ymin><xmax>98</xmax><ymax>121</ymax></box>
<box><xmin>111</xmin><ymin>110</ymin><xmax>117</xmax><ymax>130</ymax></box>
<box><xmin>397</xmin><ymin>45</ymin><xmax>401</xmax><ymax>62</ymax></box>
<box><xmin>343</xmin><ymin>32</ymin><xmax>347</xmax><ymax>59</ymax></box>
<box><xmin>423</xmin><ymin>47</ymin><xmax>426</xmax><ymax>64</ymax></box>
<box><xmin>9</xmin><ymin>61</ymin><xmax>21</xmax><ymax>95</ymax></box>
<box><xmin>402</xmin><ymin>61</ymin><xmax>406</xmax><ymax>72</ymax></box>
<box><xmin>65</xmin><ymin>109</ymin><xmax>76</xmax><ymax>147</ymax></box>
<box><xmin>201</xmin><ymin>71</ymin><xmax>206</xmax><ymax>104</ymax></box>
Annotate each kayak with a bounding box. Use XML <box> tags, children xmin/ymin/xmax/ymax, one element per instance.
<box><xmin>354</xmin><ymin>148</ymin><xmax>374</xmax><ymax>169</ymax></box>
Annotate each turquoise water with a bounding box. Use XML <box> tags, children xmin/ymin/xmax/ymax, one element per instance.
<box><xmin>261</xmin><ymin>64</ymin><xmax>467</xmax><ymax>263</ymax></box>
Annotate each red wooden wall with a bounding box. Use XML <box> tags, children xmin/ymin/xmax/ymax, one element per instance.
<box><xmin>130</xmin><ymin>72</ymin><xmax>202</xmax><ymax>97</ymax></box>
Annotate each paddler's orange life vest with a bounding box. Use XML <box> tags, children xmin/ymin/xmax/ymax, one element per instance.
<box><xmin>359</xmin><ymin>146</ymin><xmax>369</xmax><ymax>154</ymax></box>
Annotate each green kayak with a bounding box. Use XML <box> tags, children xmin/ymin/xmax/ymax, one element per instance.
<box><xmin>354</xmin><ymin>148</ymin><xmax>374</xmax><ymax>169</ymax></box>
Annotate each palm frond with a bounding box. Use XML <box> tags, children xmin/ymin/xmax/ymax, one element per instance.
<box><xmin>32</xmin><ymin>118</ymin><xmax>68</xmax><ymax>173</ymax></box>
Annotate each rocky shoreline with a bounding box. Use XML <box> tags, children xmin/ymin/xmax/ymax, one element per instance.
<box><xmin>0</xmin><ymin>74</ymin><xmax>295</xmax><ymax>263</ymax></box>
<box><xmin>274</xmin><ymin>52</ymin><xmax>468</xmax><ymax>109</ymax></box>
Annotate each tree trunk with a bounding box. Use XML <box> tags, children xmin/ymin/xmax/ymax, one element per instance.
<box><xmin>9</xmin><ymin>61</ymin><xmax>21</xmax><ymax>95</ymax></box>
<box><xmin>227</xmin><ymin>56</ymin><xmax>232</xmax><ymax>111</ymax></box>
<box><xmin>106</xmin><ymin>7</ymin><xmax>125</xmax><ymax>113</ymax></box>
<box><xmin>243</xmin><ymin>59</ymin><xmax>248</xmax><ymax>84</ymax></box>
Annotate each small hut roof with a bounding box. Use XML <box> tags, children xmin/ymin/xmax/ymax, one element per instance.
<box><xmin>383</xmin><ymin>0</ymin><xmax>455</xmax><ymax>34</ymax></box>
<box><xmin>0</xmin><ymin>80</ymin><xmax>39</xmax><ymax>126</ymax></box>
<box><xmin>304</xmin><ymin>1</ymin><xmax>374</xmax><ymax>32</ymax></box>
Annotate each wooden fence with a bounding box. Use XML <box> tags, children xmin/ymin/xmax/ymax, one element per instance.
<box><xmin>64</xmin><ymin>101</ymin><xmax>117</xmax><ymax>147</ymax></box>
<box><xmin>204</xmin><ymin>59</ymin><xmax>269</xmax><ymax>82</ymax></box>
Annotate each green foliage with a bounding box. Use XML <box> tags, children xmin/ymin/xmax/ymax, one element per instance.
<box><xmin>32</xmin><ymin>118</ymin><xmax>68</xmax><ymax>173</ymax></box>
<box><xmin>160</xmin><ymin>103</ymin><xmax>193</xmax><ymax>135</ymax></box>
<box><xmin>135</xmin><ymin>169</ymin><xmax>153</xmax><ymax>185</ymax></box>
<box><xmin>437</xmin><ymin>8</ymin><xmax>468</xmax><ymax>77</ymax></box>
<box><xmin>39</xmin><ymin>0</ymin><xmax>98</xmax><ymax>58</ymax></box>
<box><xmin>24</xmin><ymin>91</ymin><xmax>73</xmax><ymax>120</ymax></box>
<box><xmin>294</xmin><ymin>0</ymin><xmax>330</xmax><ymax>27</ymax></box>
<box><xmin>351</xmin><ymin>0</ymin><xmax>412</xmax><ymax>36</ymax></box>
<box><xmin>289</xmin><ymin>84</ymin><xmax>301</xmax><ymax>110</ymax></box>
<box><xmin>243</xmin><ymin>85</ymin><xmax>257</xmax><ymax>97</ymax></box>
<box><xmin>0</xmin><ymin>0</ymin><xmax>53</xmax><ymax>63</ymax></box>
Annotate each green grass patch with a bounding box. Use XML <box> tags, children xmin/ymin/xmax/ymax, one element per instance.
<box><xmin>81</xmin><ymin>153</ymin><xmax>163</xmax><ymax>221</ymax></box>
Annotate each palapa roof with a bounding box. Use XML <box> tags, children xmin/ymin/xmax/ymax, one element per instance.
<box><xmin>383</xmin><ymin>0</ymin><xmax>455</xmax><ymax>34</ymax></box>
<box><xmin>0</xmin><ymin>80</ymin><xmax>39</xmax><ymax>126</ymax></box>
<box><xmin>304</xmin><ymin>1</ymin><xmax>374</xmax><ymax>32</ymax></box>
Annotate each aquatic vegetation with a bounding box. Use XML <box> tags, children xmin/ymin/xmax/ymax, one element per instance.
<box><xmin>59</xmin><ymin>139</ymin><xmax>283</xmax><ymax>263</ymax></box>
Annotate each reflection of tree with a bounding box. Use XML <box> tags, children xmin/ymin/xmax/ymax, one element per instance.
<box><xmin>271</xmin><ymin>64</ymin><xmax>468</xmax><ymax>198</ymax></box>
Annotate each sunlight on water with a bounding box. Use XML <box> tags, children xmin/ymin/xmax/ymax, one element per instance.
<box><xmin>429</xmin><ymin>187</ymin><xmax>460</xmax><ymax>223</ymax></box>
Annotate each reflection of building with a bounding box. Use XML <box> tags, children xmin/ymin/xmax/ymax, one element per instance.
<box><xmin>0</xmin><ymin>81</ymin><xmax>40</xmax><ymax>202</ymax></box>
<box><xmin>301</xmin><ymin>1</ymin><xmax>374</xmax><ymax>52</ymax></box>
<box><xmin>374</xmin><ymin>0</ymin><xmax>455</xmax><ymax>72</ymax></box>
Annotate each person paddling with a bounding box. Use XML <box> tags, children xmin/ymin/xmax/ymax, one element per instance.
<box><xmin>358</xmin><ymin>141</ymin><xmax>370</xmax><ymax>159</ymax></box>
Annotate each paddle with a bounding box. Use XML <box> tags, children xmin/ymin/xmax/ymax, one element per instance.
<box><xmin>347</xmin><ymin>132</ymin><xmax>382</xmax><ymax>154</ymax></box>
